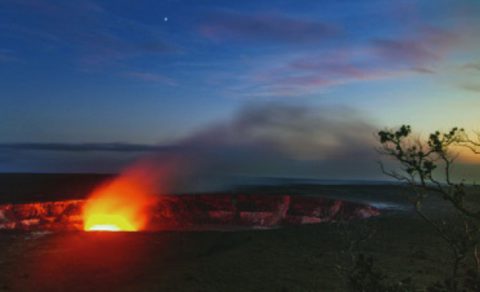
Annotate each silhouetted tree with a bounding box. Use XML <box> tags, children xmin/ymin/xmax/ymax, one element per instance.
<box><xmin>378</xmin><ymin>125</ymin><xmax>480</xmax><ymax>291</ymax></box>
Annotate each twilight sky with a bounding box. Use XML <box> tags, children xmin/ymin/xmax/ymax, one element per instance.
<box><xmin>0</xmin><ymin>0</ymin><xmax>479</xmax><ymax>176</ymax></box>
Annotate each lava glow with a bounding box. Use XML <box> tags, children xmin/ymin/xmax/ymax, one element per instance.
<box><xmin>84</xmin><ymin>214</ymin><xmax>136</xmax><ymax>232</ymax></box>
<box><xmin>83</xmin><ymin>164</ymin><xmax>161</xmax><ymax>232</ymax></box>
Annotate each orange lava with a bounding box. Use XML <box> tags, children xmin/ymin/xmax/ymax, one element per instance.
<box><xmin>83</xmin><ymin>164</ymin><xmax>160</xmax><ymax>232</ymax></box>
<box><xmin>84</xmin><ymin>215</ymin><xmax>136</xmax><ymax>232</ymax></box>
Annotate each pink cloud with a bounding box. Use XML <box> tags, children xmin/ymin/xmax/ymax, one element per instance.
<box><xmin>199</xmin><ymin>11</ymin><xmax>340</xmax><ymax>44</ymax></box>
<box><xmin>372</xmin><ymin>26</ymin><xmax>458</xmax><ymax>67</ymax></box>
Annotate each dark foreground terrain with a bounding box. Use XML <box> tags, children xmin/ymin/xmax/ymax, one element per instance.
<box><xmin>0</xmin><ymin>174</ymin><xmax>469</xmax><ymax>291</ymax></box>
<box><xmin>0</xmin><ymin>216</ymin><xmax>450</xmax><ymax>291</ymax></box>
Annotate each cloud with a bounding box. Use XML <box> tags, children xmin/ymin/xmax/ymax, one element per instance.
<box><xmin>123</xmin><ymin>71</ymin><xmax>177</xmax><ymax>86</ymax></box>
<box><xmin>373</xmin><ymin>39</ymin><xmax>439</xmax><ymax>64</ymax></box>
<box><xmin>182</xmin><ymin>103</ymin><xmax>376</xmax><ymax>160</ymax></box>
<box><xmin>463</xmin><ymin>62</ymin><xmax>480</xmax><ymax>71</ymax></box>
<box><xmin>460</xmin><ymin>61</ymin><xmax>480</xmax><ymax>92</ymax></box>
<box><xmin>131</xmin><ymin>103</ymin><xmax>380</xmax><ymax>191</ymax></box>
<box><xmin>1</xmin><ymin>0</ymin><xmax>177</xmax><ymax>67</ymax></box>
<box><xmin>165</xmin><ymin>103</ymin><xmax>379</xmax><ymax>182</ymax></box>
<box><xmin>411</xmin><ymin>67</ymin><xmax>435</xmax><ymax>74</ymax></box>
<box><xmin>285</xmin><ymin>54</ymin><xmax>401</xmax><ymax>82</ymax></box>
<box><xmin>220</xmin><ymin>24</ymin><xmax>462</xmax><ymax>98</ymax></box>
<box><xmin>461</xmin><ymin>84</ymin><xmax>480</xmax><ymax>92</ymax></box>
<box><xmin>225</xmin><ymin>49</ymin><xmax>406</xmax><ymax>98</ymax></box>
<box><xmin>199</xmin><ymin>11</ymin><xmax>340</xmax><ymax>44</ymax></box>
<box><xmin>0</xmin><ymin>49</ymin><xmax>18</xmax><ymax>62</ymax></box>
<box><xmin>0</xmin><ymin>143</ymin><xmax>177</xmax><ymax>153</ymax></box>
<box><xmin>371</xmin><ymin>26</ymin><xmax>458</xmax><ymax>68</ymax></box>
<box><xmin>2</xmin><ymin>103</ymin><xmax>381</xmax><ymax>183</ymax></box>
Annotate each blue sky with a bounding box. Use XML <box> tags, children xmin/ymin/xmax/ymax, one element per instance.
<box><xmin>0</xmin><ymin>0</ymin><xmax>479</xmax><ymax>174</ymax></box>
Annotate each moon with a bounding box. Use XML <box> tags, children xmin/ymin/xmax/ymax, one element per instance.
<box><xmin>164</xmin><ymin>17</ymin><xmax>168</xmax><ymax>22</ymax></box>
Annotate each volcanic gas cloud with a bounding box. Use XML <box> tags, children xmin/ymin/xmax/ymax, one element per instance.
<box><xmin>80</xmin><ymin>104</ymin><xmax>379</xmax><ymax>232</ymax></box>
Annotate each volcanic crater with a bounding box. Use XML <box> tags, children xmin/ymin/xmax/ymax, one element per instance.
<box><xmin>0</xmin><ymin>194</ymin><xmax>379</xmax><ymax>232</ymax></box>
